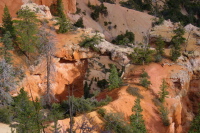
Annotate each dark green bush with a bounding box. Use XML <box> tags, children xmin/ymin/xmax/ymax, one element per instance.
<box><xmin>74</xmin><ymin>17</ymin><xmax>84</xmax><ymax>28</ymax></box>
<box><xmin>97</xmin><ymin>108</ymin><xmax>106</xmax><ymax>117</ymax></box>
<box><xmin>126</xmin><ymin>86</ymin><xmax>144</xmax><ymax>99</ymax></box>
<box><xmin>98</xmin><ymin>0</ymin><xmax>115</xmax><ymax>4</ymax></box>
<box><xmin>78</xmin><ymin>33</ymin><xmax>102</xmax><ymax>52</ymax></box>
<box><xmin>139</xmin><ymin>70</ymin><xmax>151</xmax><ymax>89</ymax></box>
<box><xmin>103</xmin><ymin>112</ymin><xmax>133</xmax><ymax>133</ymax></box>
<box><xmin>97</xmin><ymin>79</ymin><xmax>108</xmax><ymax>91</ymax></box>
<box><xmin>88</xmin><ymin>3</ymin><xmax>108</xmax><ymax>21</ymax></box>
<box><xmin>112</xmin><ymin>30</ymin><xmax>135</xmax><ymax>45</ymax></box>
<box><xmin>0</xmin><ymin>106</ymin><xmax>12</xmax><ymax>124</ymax></box>
<box><xmin>61</xmin><ymin>95</ymin><xmax>112</xmax><ymax>114</ymax></box>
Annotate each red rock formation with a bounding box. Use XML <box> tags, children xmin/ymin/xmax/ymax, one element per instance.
<box><xmin>0</xmin><ymin>0</ymin><xmax>76</xmax><ymax>22</ymax></box>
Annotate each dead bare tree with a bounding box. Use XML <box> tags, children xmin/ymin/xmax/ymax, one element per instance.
<box><xmin>38</xmin><ymin>25</ymin><xmax>56</xmax><ymax>108</ymax></box>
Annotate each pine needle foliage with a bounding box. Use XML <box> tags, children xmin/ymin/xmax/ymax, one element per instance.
<box><xmin>139</xmin><ymin>70</ymin><xmax>151</xmax><ymax>89</ymax></box>
<box><xmin>12</xmin><ymin>88</ymin><xmax>45</xmax><ymax>133</ymax></box>
<box><xmin>130</xmin><ymin>97</ymin><xmax>147</xmax><ymax>133</ymax></box>
<box><xmin>78</xmin><ymin>33</ymin><xmax>102</xmax><ymax>52</ymax></box>
<box><xmin>158</xmin><ymin>79</ymin><xmax>169</xmax><ymax>103</ymax></box>
<box><xmin>130</xmin><ymin>43</ymin><xmax>154</xmax><ymax>65</ymax></box>
<box><xmin>0</xmin><ymin>31</ymin><xmax>14</xmax><ymax>63</ymax></box>
<box><xmin>170</xmin><ymin>24</ymin><xmax>186</xmax><ymax>61</ymax></box>
<box><xmin>108</xmin><ymin>64</ymin><xmax>121</xmax><ymax>90</ymax></box>
<box><xmin>2</xmin><ymin>5</ymin><xmax>15</xmax><ymax>37</ymax></box>
<box><xmin>15</xmin><ymin>7</ymin><xmax>39</xmax><ymax>53</ymax></box>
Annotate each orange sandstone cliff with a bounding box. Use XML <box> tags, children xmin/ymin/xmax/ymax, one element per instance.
<box><xmin>0</xmin><ymin>0</ymin><xmax>76</xmax><ymax>22</ymax></box>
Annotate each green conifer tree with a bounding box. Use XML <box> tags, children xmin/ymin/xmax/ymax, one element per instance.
<box><xmin>130</xmin><ymin>43</ymin><xmax>154</xmax><ymax>65</ymax></box>
<box><xmin>139</xmin><ymin>70</ymin><xmax>151</xmax><ymax>89</ymax></box>
<box><xmin>57</xmin><ymin>0</ymin><xmax>65</xmax><ymax>18</ymax></box>
<box><xmin>15</xmin><ymin>7</ymin><xmax>39</xmax><ymax>54</ymax></box>
<box><xmin>56</xmin><ymin>17</ymin><xmax>71</xmax><ymax>33</ymax></box>
<box><xmin>2</xmin><ymin>5</ymin><xmax>15</xmax><ymax>37</ymax></box>
<box><xmin>155</xmin><ymin>36</ymin><xmax>165</xmax><ymax>62</ymax></box>
<box><xmin>130</xmin><ymin>97</ymin><xmax>147</xmax><ymax>133</ymax></box>
<box><xmin>0</xmin><ymin>31</ymin><xmax>13</xmax><ymax>63</ymax></box>
<box><xmin>170</xmin><ymin>24</ymin><xmax>186</xmax><ymax>61</ymax></box>
<box><xmin>108</xmin><ymin>64</ymin><xmax>121</xmax><ymax>90</ymax></box>
<box><xmin>12</xmin><ymin>88</ymin><xmax>45</xmax><ymax>133</ymax></box>
<box><xmin>158</xmin><ymin>79</ymin><xmax>169</xmax><ymax>103</ymax></box>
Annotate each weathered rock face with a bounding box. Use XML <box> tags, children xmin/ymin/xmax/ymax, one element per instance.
<box><xmin>21</xmin><ymin>2</ymin><xmax>52</xmax><ymax>19</ymax></box>
<box><xmin>0</xmin><ymin>0</ymin><xmax>76</xmax><ymax>22</ymax></box>
<box><xmin>32</xmin><ymin>0</ymin><xmax>76</xmax><ymax>13</ymax></box>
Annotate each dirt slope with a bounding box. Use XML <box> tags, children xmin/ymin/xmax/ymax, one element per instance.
<box><xmin>70</xmin><ymin>0</ymin><xmax>154</xmax><ymax>43</ymax></box>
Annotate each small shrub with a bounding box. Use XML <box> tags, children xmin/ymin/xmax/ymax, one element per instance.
<box><xmin>74</xmin><ymin>17</ymin><xmax>84</xmax><ymax>28</ymax></box>
<box><xmin>97</xmin><ymin>108</ymin><xmax>106</xmax><ymax>117</ymax></box>
<box><xmin>139</xmin><ymin>70</ymin><xmax>151</xmax><ymax>89</ymax></box>
<box><xmin>126</xmin><ymin>86</ymin><xmax>144</xmax><ymax>99</ymax></box>
<box><xmin>104</xmin><ymin>21</ymin><xmax>108</xmax><ymax>26</ymax></box>
<box><xmin>97</xmin><ymin>79</ymin><xmax>108</xmax><ymax>91</ymax></box>
<box><xmin>112</xmin><ymin>30</ymin><xmax>135</xmax><ymax>45</ymax></box>
<box><xmin>130</xmin><ymin>43</ymin><xmax>155</xmax><ymax>65</ymax></box>
<box><xmin>96</xmin><ymin>95</ymin><xmax>112</xmax><ymax>106</ymax></box>
<box><xmin>76</xmin><ymin>8</ymin><xmax>81</xmax><ymax>14</ymax></box>
<box><xmin>103</xmin><ymin>112</ymin><xmax>133</xmax><ymax>133</ymax></box>
<box><xmin>78</xmin><ymin>33</ymin><xmax>102</xmax><ymax>52</ymax></box>
<box><xmin>98</xmin><ymin>0</ymin><xmax>115</xmax><ymax>4</ymax></box>
<box><xmin>152</xmin><ymin>17</ymin><xmax>164</xmax><ymax>26</ymax></box>
<box><xmin>0</xmin><ymin>106</ymin><xmax>12</xmax><ymax>124</ymax></box>
<box><xmin>139</xmin><ymin>78</ymin><xmax>151</xmax><ymax>88</ymax></box>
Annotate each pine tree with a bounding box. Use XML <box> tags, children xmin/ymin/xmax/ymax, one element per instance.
<box><xmin>139</xmin><ymin>70</ymin><xmax>151</xmax><ymax>89</ymax></box>
<box><xmin>158</xmin><ymin>79</ymin><xmax>169</xmax><ymax>103</ymax></box>
<box><xmin>74</xmin><ymin>17</ymin><xmax>84</xmax><ymax>28</ymax></box>
<box><xmin>15</xmin><ymin>7</ymin><xmax>39</xmax><ymax>54</ymax></box>
<box><xmin>108</xmin><ymin>64</ymin><xmax>121</xmax><ymax>90</ymax></box>
<box><xmin>55</xmin><ymin>17</ymin><xmax>71</xmax><ymax>33</ymax></box>
<box><xmin>12</xmin><ymin>88</ymin><xmax>45</xmax><ymax>133</ymax></box>
<box><xmin>155</xmin><ymin>36</ymin><xmax>165</xmax><ymax>62</ymax></box>
<box><xmin>130</xmin><ymin>97</ymin><xmax>147</xmax><ymax>133</ymax></box>
<box><xmin>130</xmin><ymin>43</ymin><xmax>154</xmax><ymax>65</ymax></box>
<box><xmin>170</xmin><ymin>24</ymin><xmax>186</xmax><ymax>61</ymax></box>
<box><xmin>0</xmin><ymin>31</ymin><xmax>13</xmax><ymax>63</ymax></box>
<box><xmin>57</xmin><ymin>0</ymin><xmax>65</xmax><ymax>18</ymax></box>
<box><xmin>2</xmin><ymin>5</ymin><xmax>15</xmax><ymax>37</ymax></box>
<box><xmin>55</xmin><ymin>0</ymin><xmax>71</xmax><ymax>33</ymax></box>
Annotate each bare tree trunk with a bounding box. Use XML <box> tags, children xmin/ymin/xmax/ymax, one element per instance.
<box><xmin>68</xmin><ymin>84</ymin><xmax>74</xmax><ymax>133</ymax></box>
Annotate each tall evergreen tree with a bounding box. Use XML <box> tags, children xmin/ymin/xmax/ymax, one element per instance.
<box><xmin>139</xmin><ymin>70</ymin><xmax>151</xmax><ymax>89</ymax></box>
<box><xmin>130</xmin><ymin>97</ymin><xmax>147</xmax><ymax>133</ymax></box>
<box><xmin>155</xmin><ymin>36</ymin><xmax>165</xmax><ymax>62</ymax></box>
<box><xmin>2</xmin><ymin>5</ymin><xmax>15</xmax><ymax>37</ymax></box>
<box><xmin>55</xmin><ymin>0</ymin><xmax>71</xmax><ymax>33</ymax></box>
<box><xmin>15</xmin><ymin>7</ymin><xmax>39</xmax><ymax>55</ymax></box>
<box><xmin>158</xmin><ymin>79</ymin><xmax>169</xmax><ymax>103</ymax></box>
<box><xmin>0</xmin><ymin>31</ymin><xmax>13</xmax><ymax>63</ymax></box>
<box><xmin>170</xmin><ymin>24</ymin><xmax>186</xmax><ymax>61</ymax></box>
<box><xmin>57</xmin><ymin>0</ymin><xmax>65</xmax><ymax>18</ymax></box>
<box><xmin>108</xmin><ymin>64</ymin><xmax>121</xmax><ymax>90</ymax></box>
<box><xmin>130</xmin><ymin>43</ymin><xmax>154</xmax><ymax>65</ymax></box>
<box><xmin>12</xmin><ymin>88</ymin><xmax>45</xmax><ymax>133</ymax></box>
<box><xmin>55</xmin><ymin>17</ymin><xmax>71</xmax><ymax>33</ymax></box>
